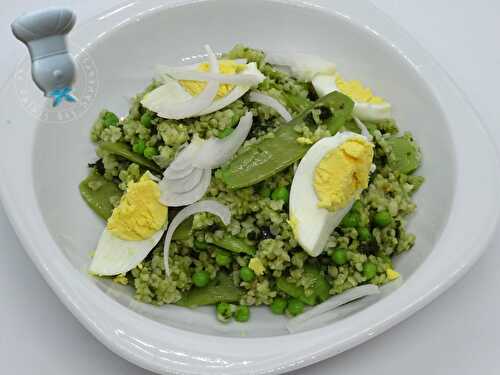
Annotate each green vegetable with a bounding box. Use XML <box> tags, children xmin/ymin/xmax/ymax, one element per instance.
<box><xmin>194</xmin><ymin>240</ymin><xmax>209</xmax><ymax>250</ymax></box>
<box><xmin>216</xmin><ymin>302</ymin><xmax>234</xmax><ymax>322</ymax></box>
<box><xmin>212</xmin><ymin>235</ymin><xmax>256</xmax><ymax>255</ymax></box>
<box><xmin>363</xmin><ymin>262</ymin><xmax>377</xmax><ymax>280</ymax></box>
<box><xmin>140</xmin><ymin>112</ymin><xmax>153</xmax><ymax>128</ymax></box>
<box><xmin>325</xmin><ymin>92</ymin><xmax>355</xmax><ymax>135</ymax></box>
<box><xmin>171</xmin><ymin>217</ymin><xmax>193</xmax><ymax>241</ymax></box>
<box><xmin>270</xmin><ymin>298</ymin><xmax>288</xmax><ymax>315</ymax></box>
<box><xmin>351</xmin><ymin>200</ymin><xmax>364</xmax><ymax>212</ymax></box>
<box><xmin>332</xmin><ymin>248</ymin><xmax>348</xmax><ymax>266</ymax></box>
<box><xmin>215</xmin><ymin>250</ymin><xmax>232</xmax><ymax>267</ymax></box>
<box><xmin>374</xmin><ymin>211</ymin><xmax>393</xmax><ymax>227</ymax></box>
<box><xmin>79</xmin><ymin>171</ymin><xmax>122</xmax><ymax>220</ymax></box>
<box><xmin>386</xmin><ymin>135</ymin><xmax>421</xmax><ymax>174</ymax></box>
<box><xmin>287</xmin><ymin>298</ymin><xmax>304</xmax><ymax>316</ymax></box>
<box><xmin>132</xmin><ymin>139</ymin><xmax>146</xmax><ymax>154</ymax></box>
<box><xmin>343</xmin><ymin>119</ymin><xmax>362</xmax><ymax>134</ymax></box>
<box><xmin>357</xmin><ymin>227</ymin><xmax>372</xmax><ymax>242</ymax></box>
<box><xmin>177</xmin><ymin>273</ymin><xmax>242</xmax><ymax>307</ymax></box>
<box><xmin>283</xmin><ymin>93</ymin><xmax>311</xmax><ymax>113</ymax></box>
<box><xmin>221</xmin><ymin>91</ymin><xmax>354</xmax><ymax>189</ymax></box>
<box><xmin>143</xmin><ymin>146</ymin><xmax>158</xmax><ymax>159</ymax></box>
<box><xmin>218</xmin><ymin>127</ymin><xmax>234</xmax><ymax>139</ymax></box>
<box><xmin>102</xmin><ymin>111</ymin><xmax>119</xmax><ymax>127</ymax></box>
<box><xmin>271</xmin><ymin>186</ymin><xmax>289</xmax><ymax>202</ymax></box>
<box><xmin>276</xmin><ymin>278</ymin><xmax>316</xmax><ymax>306</ymax></box>
<box><xmin>257</xmin><ymin>184</ymin><xmax>272</xmax><ymax>198</ymax></box>
<box><xmin>192</xmin><ymin>271</ymin><xmax>210</xmax><ymax>287</ymax></box>
<box><xmin>99</xmin><ymin>142</ymin><xmax>161</xmax><ymax>173</ymax></box>
<box><xmin>239</xmin><ymin>266</ymin><xmax>255</xmax><ymax>282</ymax></box>
<box><xmin>340</xmin><ymin>211</ymin><xmax>360</xmax><ymax>228</ymax></box>
<box><xmin>304</xmin><ymin>264</ymin><xmax>330</xmax><ymax>302</ymax></box>
<box><xmin>234</xmin><ymin>305</ymin><xmax>250</xmax><ymax>322</ymax></box>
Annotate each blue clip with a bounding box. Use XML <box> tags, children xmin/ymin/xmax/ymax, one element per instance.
<box><xmin>49</xmin><ymin>87</ymin><xmax>77</xmax><ymax>107</ymax></box>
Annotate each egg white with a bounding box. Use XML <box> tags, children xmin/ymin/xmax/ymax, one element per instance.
<box><xmin>312</xmin><ymin>74</ymin><xmax>392</xmax><ymax>122</ymax></box>
<box><xmin>289</xmin><ymin>132</ymin><xmax>370</xmax><ymax>257</ymax></box>
<box><xmin>89</xmin><ymin>227</ymin><xmax>165</xmax><ymax>276</ymax></box>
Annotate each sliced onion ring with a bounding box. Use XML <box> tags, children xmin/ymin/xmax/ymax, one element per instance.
<box><xmin>192</xmin><ymin>111</ymin><xmax>253</xmax><ymax>169</ymax></box>
<box><xmin>248</xmin><ymin>91</ymin><xmax>293</xmax><ymax>122</ymax></box>
<box><xmin>156</xmin><ymin>45</ymin><xmax>219</xmax><ymax>120</ymax></box>
<box><xmin>163</xmin><ymin>200</ymin><xmax>231</xmax><ymax>276</ymax></box>
<box><xmin>159</xmin><ymin>168</ymin><xmax>211</xmax><ymax>207</ymax></box>
<box><xmin>156</xmin><ymin>63</ymin><xmax>265</xmax><ymax>86</ymax></box>
<box><xmin>165</xmin><ymin>167</ymin><xmax>204</xmax><ymax>193</ymax></box>
<box><xmin>354</xmin><ymin>116</ymin><xmax>373</xmax><ymax>141</ymax></box>
<box><xmin>286</xmin><ymin>284</ymin><xmax>380</xmax><ymax>333</ymax></box>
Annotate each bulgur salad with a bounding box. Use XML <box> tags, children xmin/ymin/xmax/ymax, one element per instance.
<box><xmin>80</xmin><ymin>44</ymin><xmax>423</xmax><ymax>329</ymax></box>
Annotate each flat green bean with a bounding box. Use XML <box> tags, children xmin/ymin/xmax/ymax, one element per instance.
<box><xmin>211</xmin><ymin>235</ymin><xmax>256</xmax><ymax>256</ymax></box>
<box><xmin>79</xmin><ymin>170</ymin><xmax>122</xmax><ymax>220</ymax></box>
<box><xmin>176</xmin><ymin>273</ymin><xmax>242</xmax><ymax>307</ymax></box>
<box><xmin>99</xmin><ymin>142</ymin><xmax>162</xmax><ymax>173</ymax></box>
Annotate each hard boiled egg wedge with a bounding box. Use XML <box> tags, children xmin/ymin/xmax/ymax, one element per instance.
<box><xmin>289</xmin><ymin>132</ymin><xmax>374</xmax><ymax>257</ymax></box>
<box><xmin>312</xmin><ymin>74</ymin><xmax>392</xmax><ymax>122</ymax></box>
<box><xmin>141</xmin><ymin>48</ymin><xmax>265</xmax><ymax>120</ymax></box>
<box><xmin>89</xmin><ymin>173</ymin><xmax>168</xmax><ymax>276</ymax></box>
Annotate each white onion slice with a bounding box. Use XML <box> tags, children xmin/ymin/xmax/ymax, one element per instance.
<box><xmin>248</xmin><ymin>91</ymin><xmax>292</xmax><ymax>122</ymax></box>
<box><xmin>354</xmin><ymin>117</ymin><xmax>373</xmax><ymax>141</ymax></box>
<box><xmin>153</xmin><ymin>45</ymin><xmax>219</xmax><ymax>120</ymax></box>
<box><xmin>163</xmin><ymin>200</ymin><xmax>231</xmax><ymax>276</ymax></box>
<box><xmin>163</xmin><ymin>165</ymin><xmax>194</xmax><ymax>180</ymax></box>
<box><xmin>192</xmin><ymin>112</ymin><xmax>253</xmax><ymax>169</ymax></box>
<box><xmin>166</xmin><ymin>138</ymin><xmax>204</xmax><ymax>172</ymax></box>
<box><xmin>266</xmin><ymin>52</ymin><xmax>336</xmax><ymax>81</ymax></box>
<box><xmin>159</xmin><ymin>168</ymin><xmax>211</xmax><ymax>207</ymax></box>
<box><xmin>286</xmin><ymin>284</ymin><xmax>379</xmax><ymax>333</ymax></box>
<box><xmin>287</xmin><ymin>293</ymin><xmax>380</xmax><ymax>333</ymax></box>
<box><xmin>165</xmin><ymin>167</ymin><xmax>204</xmax><ymax>193</ymax></box>
<box><xmin>156</xmin><ymin>65</ymin><xmax>265</xmax><ymax>86</ymax></box>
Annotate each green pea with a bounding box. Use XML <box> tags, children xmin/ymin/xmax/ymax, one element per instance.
<box><xmin>132</xmin><ymin>140</ymin><xmax>146</xmax><ymax>154</ymax></box>
<box><xmin>374</xmin><ymin>211</ymin><xmax>393</xmax><ymax>227</ymax></box>
<box><xmin>358</xmin><ymin>227</ymin><xmax>372</xmax><ymax>242</ymax></box>
<box><xmin>363</xmin><ymin>262</ymin><xmax>377</xmax><ymax>280</ymax></box>
<box><xmin>234</xmin><ymin>305</ymin><xmax>250</xmax><ymax>322</ymax></box>
<box><xmin>216</xmin><ymin>302</ymin><xmax>234</xmax><ymax>323</ymax></box>
<box><xmin>103</xmin><ymin>111</ymin><xmax>119</xmax><ymax>127</ymax></box>
<box><xmin>143</xmin><ymin>146</ymin><xmax>158</xmax><ymax>159</ymax></box>
<box><xmin>257</xmin><ymin>184</ymin><xmax>272</xmax><ymax>198</ymax></box>
<box><xmin>340</xmin><ymin>211</ymin><xmax>360</xmax><ymax>228</ymax></box>
<box><xmin>287</xmin><ymin>298</ymin><xmax>304</xmax><ymax>316</ymax></box>
<box><xmin>192</xmin><ymin>271</ymin><xmax>210</xmax><ymax>287</ymax></box>
<box><xmin>271</xmin><ymin>186</ymin><xmax>289</xmax><ymax>202</ymax></box>
<box><xmin>193</xmin><ymin>240</ymin><xmax>209</xmax><ymax>250</ymax></box>
<box><xmin>332</xmin><ymin>248</ymin><xmax>348</xmax><ymax>266</ymax></box>
<box><xmin>218</xmin><ymin>127</ymin><xmax>234</xmax><ymax>139</ymax></box>
<box><xmin>215</xmin><ymin>250</ymin><xmax>232</xmax><ymax>267</ymax></box>
<box><xmin>239</xmin><ymin>266</ymin><xmax>255</xmax><ymax>282</ymax></box>
<box><xmin>352</xmin><ymin>200</ymin><xmax>364</xmax><ymax>212</ymax></box>
<box><xmin>140</xmin><ymin>112</ymin><xmax>153</xmax><ymax>128</ymax></box>
<box><xmin>270</xmin><ymin>298</ymin><xmax>288</xmax><ymax>315</ymax></box>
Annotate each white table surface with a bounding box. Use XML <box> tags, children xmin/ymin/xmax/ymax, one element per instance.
<box><xmin>1</xmin><ymin>1</ymin><xmax>499</xmax><ymax>373</ymax></box>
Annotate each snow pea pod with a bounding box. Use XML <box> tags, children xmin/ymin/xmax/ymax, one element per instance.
<box><xmin>79</xmin><ymin>170</ymin><xmax>122</xmax><ymax>220</ymax></box>
<box><xmin>221</xmin><ymin>91</ymin><xmax>354</xmax><ymax>189</ymax></box>
<box><xmin>276</xmin><ymin>278</ymin><xmax>316</xmax><ymax>306</ymax></box>
<box><xmin>211</xmin><ymin>235</ymin><xmax>256</xmax><ymax>256</ymax></box>
<box><xmin>176</xmin><ymin>273</ymin><xmax>243</xmax><ymax>307</ymax></box>
<box><xmin>99</xmin><ymin>142</ymin><xmax>162</xmax><ymax>173</ymax></box>
<box><xmin>386</xmin><ymin>134</ymin><xmax>422</xmax><ymax>174</ymax></box>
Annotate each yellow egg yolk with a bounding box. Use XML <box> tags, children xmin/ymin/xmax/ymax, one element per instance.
<box><xmin>179</xmin><ymin>60</ymin><xmax>246</xmax><ymax>99</ymax></box>
<box><xmin>314</xmin><ymin>138</ymin><xmax>374</xmax><ymax>212</ymax></box>
<box><xmin>335</xmin><ymin>74</ymin><xmax>385</xmax><ymax>104</ymax></box>
<box><xmin>107</xmin><ymin>174</ymin><xmax>168</xmax><ymax>241</ymax></box>
<box><xmin>386</xmin><ymin>268</ymin><xmax>400</xmax><ymax>281</ymax></box>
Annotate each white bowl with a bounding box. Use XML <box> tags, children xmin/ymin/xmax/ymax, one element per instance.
<box><xmin>1</xmin><ymin>0</ymin><xmax>499</xmax><ymax>373</ymax></box>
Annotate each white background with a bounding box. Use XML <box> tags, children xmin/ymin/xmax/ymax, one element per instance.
<box><xmin>1</xmin><ymin>1</ymin><xmax>499</xmax><ymax>374</ymax></box>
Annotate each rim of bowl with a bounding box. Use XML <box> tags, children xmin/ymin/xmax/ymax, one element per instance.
<box><xmin>0</xmin><ymin>0</ymin><xmax>499</xmax><ymax>374</ymax></box>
